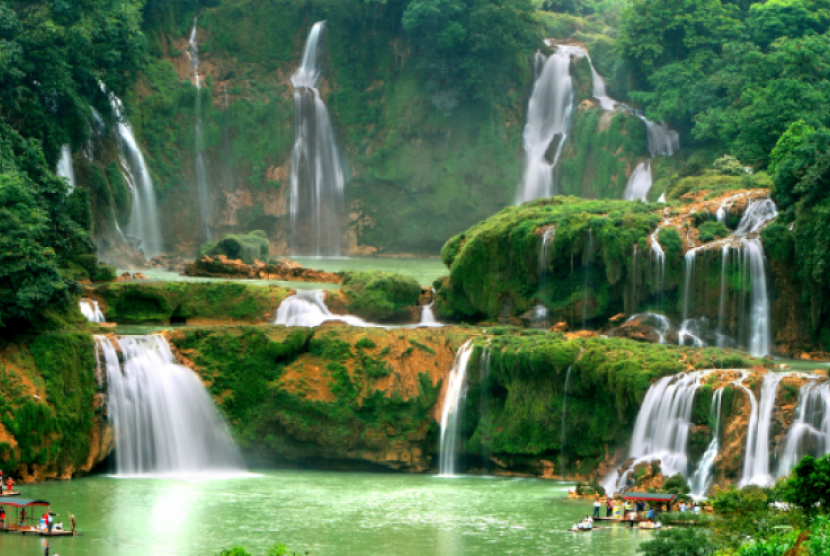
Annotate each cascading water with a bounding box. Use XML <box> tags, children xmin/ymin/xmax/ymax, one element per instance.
<box><xmin>290</xmin><ymin>21</ymin><xmax>347</xmax><ymax>256</ymax></box>
<box><xmin>602</xmin><ymin>372</ymin><xmax>707</xmax><ymax>495</ymax></box>
<box><xmin>80</xmin><ymin>300</ymin><xmax>106</xmax><ymax>323</ymax></box>
<box><xmin>625</xmin><ymin>312</ymin><xmax>671</xmax><ymax>344</ymax></box>
<box><xmin>96</xmin><ymin>335</ymin><xmax>244</xmax><ymax>476</ymax></box>
<box><xmin>516</xmin><ymin>47</ymin><xmax>580</xmax><ymax>203</ymax></box>
<box><xmin>623</xmin><ymin>161</ymin><xmax>652</xmax><ymax>202</ymax></box>
<box><xmin>106</xmin><ymin>87</ymin><xmax>163</xmax><ymax>259</ymax></box>
<box><xmin>690</xmin><ymin>388</ymin><xmax>724</xmax><ymax>497</ymax></box>
<box><xmin>649</xmin><ymin>226</ymin><xmax>666</xmax><ymax>305</ymax></box>
<box><xmin>559</xmin><ymin>365</ymin><xmax>574</xmax><ymax>476</ymax></box>
<box><xmin>679</xmin><ymin>247</ymin><xmax>705</xmax><ymax>347</ymax></box>
<box><xmin>187</xmin><ymin>18</ymin><xmax>210</xmax><ymax>241</ymax></box>
<box><xmin>741</xmin><ymin>372</ymin><xmax>785</xmax><ymax>486</ymax></box>
<box><xmin>438</xmin><ymin>341</ymin><xmax>474</xmax><ymax>476</ymax></box>
<box><xmin>534</xmin><ymin>226</ymin><xmax>556</xmax><ymax>318</ymax></box>
<box><xmin>777</xmin><ymin>380</ymin><xmax>830</xmax><ymax>478</ymax></box>
<box><xmin>275</xmin><ymin>290</ymin><xmax>370</xmax><ymax>328</ymax></box>
<box><xmin>56</xmin><ymin>145</ymin><xmax>75</xmax><ymax>192</ymax></box>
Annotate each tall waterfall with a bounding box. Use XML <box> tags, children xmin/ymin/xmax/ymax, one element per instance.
<box><xmin>516</xmin><ymin>47</ymin><xmax>580</xmax><ymax>203</ymax></box>
<box><xmin>96</xmin><ymin>335</ymin><xmax>244</xmax><ymax>476</ymax></box>
<box><xmin>187</xmin><ymin>18</ymin><xmax>210</xmax><ymax>241</ymax></box>
<box><xmin>602</xmin><ymin>372</ymin><xmax>707</xmax><ymax>495</ymax></box>
<box><xmin>690</xmin><ymin>388</ymin><xmax>724</xmax><ymax>497</ymax></box>
<box><xmin>80</xmin><ymin>300</ymin><xmax>106</xmax><ymax>323</ymax></box>
<box><xmin>623</xmin><ymin>161</ymin><xmax>652</xmax><ymax>202</ymax></box>
<box><xmin>777</xmin><ymin>380</ymin><xmax>830</xmax><ymax>478</ymax></box>
<box><xmin>438</xmin><ymin>341</ymin><xmax>474</xmax><ymax>476</ymax></box>
<box><xmin>56</xmin><ymin>145</ymin><xmax>75</xmax><ymax>192</ymax></box>
<box><xmin>107</xmin><ymin>88</ymin><xmax>164</xmax><ymax>259</ymax></box>
<box><xmin>290</xmin><ymin>21</ymin><xmax>346</xmax><ymax>256</ymax></box>
<box><xmin>740</xmin><ymin>372</ymin><xmax>785</xmax><ymax>486</ymax></box>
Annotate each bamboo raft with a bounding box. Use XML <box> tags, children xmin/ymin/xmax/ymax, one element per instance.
<box><xmin>0</xmin><ymin>525</ymin><xmax>74</xmax><ymax>537</ymax></box>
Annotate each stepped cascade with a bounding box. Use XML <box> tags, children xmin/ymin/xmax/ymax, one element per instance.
<box><xmin>741</xmin><ymin>372</ymin><xmax>786</xmax><ymax>486</ymax></box>
<box><xmin>79</xmin><ymin>300</ymin><xmax>106</xmax><ymax>323</ymax></box>
<box><xmin>96</xmin><ymin>335</ymin><xmax>244</xmax><ymax>476</ymax></box>
<box><xmin>777</xmin><ymin>380</ymin><xmax>830</xmax><ymax>478</ymax></box>
<box><xmin>187</xmin><ymin>17</ymin><xmax>210</xmax><ymax>241</ymax></box>
<box><xmin>438</xmin><ymin>341</ymin><xmax>474</xmax><ymax>476</ymax></box>
<box><xmin>289</xmin><ymin>21</ymin><xmax>347</xmax><ymax>256</ymax></box>
<box><xmin>602</xmin><ymin>372</ymin><xmax>707</xmax><ymax>495</ymax></box>
<box><xmin>623</xmin><ymin>120</ymin><xmax>679</xmax><ymax>202</ymax></box>
<box><xmin>106</xmin><ymin>87</ymin><xmax>164</xmax><ymax>259</ymax></box>
<box><xmin>517</xmin><ymin>47</ymin><xmax>578</xmax><ymax>203</ymax></box>
<box><xmin>56</xmin><ymin>145</ymin><xmax>75</xmax><ymax>192</ymax></box>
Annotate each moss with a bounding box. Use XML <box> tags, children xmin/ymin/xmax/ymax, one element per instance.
<box><xmin>96</xmin><ymin>282</ymin><xmax>290</xmax><ymax>323</ymax></box>
<box><xmin>698</xmin><ymin>221</ymin><xmax>730</xmax><ymax>243</ymax></box>
<box><xmin>340</xmin><ymin>271</ymin><xmax>421</xmax><ymax>321</ymax></box>
<box><xmin>200</xmin><ymin>231</ymin><xmax>270</xmax><ymax>264</ymax></box>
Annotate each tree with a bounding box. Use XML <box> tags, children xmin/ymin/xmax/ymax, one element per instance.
<box><xmin>710</xmin><ymin>485</ymin><xmax>788</xmax><ymax>549</ymax></box>
<box><xmin>781</xmin><ymin>454</ymin><xmax>830</xmax><ymax>519</ymax></box>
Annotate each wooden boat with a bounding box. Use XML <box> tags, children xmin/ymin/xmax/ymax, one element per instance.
<box><xmin>0</xmin><ymin>497</ymin><xmax>74</xmax><ymax>537</ymax></box>
<box><xmin>568</xmin><ymin>526</ymin><xmax>605</xmax><ymax>532</ymax></box>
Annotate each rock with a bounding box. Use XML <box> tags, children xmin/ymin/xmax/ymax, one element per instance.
<box><xmin>182</xmin><ymin>256</ymin><xmax>342</xmax><ymax>283</ymax></box>
<box><xmin>133</xmin><ymin>273</ymin><xmax>148</xmax><ymax>280</ymax></box>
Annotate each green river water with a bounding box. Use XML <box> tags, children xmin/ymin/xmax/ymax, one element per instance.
<box><xmin>5</xmin><ymin>471</ymin><xmax>650</xmax><ymax>556</ymax></box>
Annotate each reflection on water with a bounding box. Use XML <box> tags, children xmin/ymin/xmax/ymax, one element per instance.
<box><xmin>10</xmin><ymin>471</ymin><xmax>650</xmax><ymax>556</ymax></box>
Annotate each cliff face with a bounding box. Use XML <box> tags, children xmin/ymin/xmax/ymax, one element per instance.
<box><xmin>0</xmin><ymin>333</ymin><xmax>113</xmax><ymax>482</ymax></box>
<box><xmin>167</xmin><ymin>324</ymin><xmax>475</xmax><ymax>471</ymax></box>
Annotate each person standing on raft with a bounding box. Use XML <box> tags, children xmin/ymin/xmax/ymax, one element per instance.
<box><xmin>593</xmin><ymin>499</ymin><xmax>601</xmax><ymax>518</ymax></box>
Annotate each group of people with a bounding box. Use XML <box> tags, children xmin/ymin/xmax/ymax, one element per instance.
<box><xmin>571</xmin><ymin>515</ymin><xmax>594</xmax><ymax>531</ymax></box>
<box><xmin>678</xmin><ymin>501</ymin><xmax>702</xmax><ymax>514</ymax></box>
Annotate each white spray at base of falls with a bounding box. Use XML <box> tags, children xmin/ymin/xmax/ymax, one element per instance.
<box><xmin>80</xmin><ymin>300</ymin><xmax>106</xmax><ymax>323</ymax></box>
<box><xmin>187</xmin><ymin>18</ymin><xmax>210</xmax><ymax>241</ymax></box>
<box><xmin>290</xmin><ymin>21</ymin><xmax>346</xmax><ymax>256</ymax></box>
<box><xmin>602</xmin><ymin>372</ymin><xmax>708</xmax><ymax>495</ymax></box>
<box><xmin>105</xmin><ymin>87</ymin><xmax>163</xmax><ymax>259</ymax></box>
<box><xmin>95</xmin><ymin>335</ymin><xmax>244</xmax><ymax>477</ymax></box>
<box><xmin>516</xmin><ymin>47</ymin><xmax>578</xmax><ymax>203</ymax></box>
<box><xmin>56</xmin><ymin>145</ymin><xmax>75</xmax><ymax>192</ymax></box>
<box><xmin>777</xmin><ymin>380</ymin><xmax>830</xmax><ymax>478</ymax></box>
<box><xmin>438</xmin><ymin>341</ymin><xmax>474</xmax><ymax>476</ymax></box>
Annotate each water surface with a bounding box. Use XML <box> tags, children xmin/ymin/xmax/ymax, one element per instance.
<box><xmin>7</xmin><ymin>471</ymin><xmax>650</xmax><ymax>556</ymax></box>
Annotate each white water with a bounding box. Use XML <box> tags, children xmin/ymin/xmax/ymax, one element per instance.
<box><xmin>625</xmin><ymin>312</ymin><xmax>671</xmax><ymax>344</ymax></box>
<box><xmin>649</xmin><ymin>226</ymin><xmax>666</xmax><ymax>303</ymax></box>
<box><xmin>106</xmin><ymin>87</ymin><xmax>164</xmax><ymax>259</ymax></box>
<box><xmin>690</xmin><ymin>388</ymin><xmax>724</xmax><ymax>497</ymax></box>
<box><xmin>777</xmin><ymin>380</ymin><xmax>830</xmax><ymax>478</ymax></box>
<box><xmin>602</xmin><ymin>372</ymin><xmax>708</xmax><ymax>495</ymax></box>
<box><xmin>623</xmin><ymin>160</ymin><xmax>652</xmax><ymax>202</ymax></box>
<box><xmin>187</xmin><ymin>18</ymin><xmax>210</xmax><ymax>241</ymax></box>
<box><xmin>80</xmin><ymin>300</ymin><xmax>106</xmax><ymax>323</ymax></box>
<box><xmin>290</xmin><ymin>21</ymin><xmax>347</xmax><ymax>256</ymax></box>
<box><xmin>56</xmin><ymin>144</ymin><xmax>75</xmax><ymax>192</ymax></box>
<box><xmin>741</xmin><ymin>372</ymin><xmax>785</xmax><ymax>486</ymax></box>
<box><xmin>438</xmin><ymin>341</ymin><xmax>474</xmax><ymax>476</ymax></box>
<box><xmin>590</xmin><ymin>65</ymin><xmax>616</xmax><ymax>111</ymax></box>
<box><xmin>96</xmin><ymin>335</ymin><xmax>244</xmax><ymax>476</ymax></box>
<box><xmin>559</xmin><ymin>365</ymin><xmax>574</xmax><ymax>475</ymax></box>
<box><xmin>516</xmin><ymin>47</ymin><xmax>580</xmax><ymax>203</ymax></box>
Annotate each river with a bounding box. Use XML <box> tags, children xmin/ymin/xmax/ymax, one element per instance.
<box><xmin>5</xmin><ymin>471</ymin><xmax>650</xmax><ymax>556</ymax></box>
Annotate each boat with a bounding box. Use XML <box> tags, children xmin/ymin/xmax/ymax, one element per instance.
<box><xmin>0</xmin><ymin>497</ymin><xmax>75</xmax><ymax>537</ymax></box>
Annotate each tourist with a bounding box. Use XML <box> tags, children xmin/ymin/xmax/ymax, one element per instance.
<box><xmin>7</xmin><ymin>476</ymin><xmax>12</xmax><ymax>494</ymax></box>
<box><xmin>694</xmin><ymin>503</ymin><xmax>701</xmax><ymax>515</ymax></box>
<box><xmin>605</xmin><ymin>498</ymin><xmax>613</xmax><ymax>517</ymax></box>
<box><xmin>0</xmin><ymin>470</ymin><xmax>4</xmax><ymax>494</ymax></box>
<box><xmin>648</xmin><ymin>506</ymin><xmax>654</xmax><ymax>520</ymax></box>
<box><xmin>47</xmin><ymin>511</ymin><xmax>54</xmax><ymax>534</ymax></box>
<box><xmin>593</xmin><ymin>499</ymin><xmax>600</xmax><ymax>518</ymax></box>
<box><xmin>0</xmin><ymin>506</ymin><xmax>5</xmax><ymax>528</ymax></box>
<box><xmin>44</xmin><ymin>542</ymin><xmax>50</xmax><ymax>556</ymax></box>
<box><xmin>70</xmin><ymin>514</ymin><xmax>75</xmax><ymax>534</ymax></box>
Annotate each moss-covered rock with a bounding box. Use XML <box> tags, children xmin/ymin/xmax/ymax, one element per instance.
<box><xmin>332</xmin><ymin>271</ymin><xmax>422</xmax><ymax>322</ymax></box>
<box><xmin>199</xmin><ymin>231</ymin><xmax>270</xmax><ymax>264</ymax></box>
<box><xmin>94</xmin><ymin>282</ymin><xmax>290</xmax><ymax>324</ymax></box>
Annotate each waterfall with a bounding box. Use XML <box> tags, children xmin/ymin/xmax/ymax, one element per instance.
<box><xmin>625</xmin><ymin>312</ymin><xmax>671</xmax><ymax>344</ymax></box>
<box><xmin>559</xmin><ymin>365</ymin><xmax>574</xmax><ymax>476</ymax></box>
<box><xmin>678</xmin><ymin>248</ymin><xmax>705</xmax><ymax>347</ymax></box>
<box><xmin>602</xmin><ymin>372</ymin><xmax>708</xmax><ymax>495</ymax></box>
<box><xmin>275</xmin><ymin>290</ymin><xmax>369</xmax><ymax>327</ymax></box>
<box><xmin>106</xmin><ymin>87</ymin><xmax>164</xmax><ymax>259</ymax></box>
<box><xmin>534</xmin><ymin>226</ymin><xmax>556</xmax><ymax>316</ymax></box>
<box><xmin>96</xmin><ymin>335</ymin><xmax>244</xmax><ymax>476</ymax></box>
<box><xmin>715</xmin><ymin>245</ymin><xmax>734</xmax><ymax>348</ymax></box>
<box><xmin>438</xmin><ymin>341</ymin><xmax>474</xmax><ymax>476</ymax></box>
<box><xmin>56</xmin><ymin>145</ymin><xmax>75</xmax><ymax>192</ymax></box>
<box><xmin>80</xmin><ymin>300</ymin><xmax>106</xmax><ymax>323</ymax></box>
<box><xmin>649</xmin><ymin>226</ymin><xmax>666</xmax><ymax>304</ymax></box>
<box><xmin>623</xmin><ymin>161</ymin><xmax>653</xmax><ymax>202</ymax></box>
<box><xmin>690</xmin><ymin>388</ymin><xmax>724</xmax><ymax>497</ymax></box>
<box><xmin>187</xmin><ymin>18</ymin><xmax>210</xmax><ymax>241</ymax></box>
<box><xmin>420</xmin><ymin>302</ymin><xmax>438</xmax><ymax>325</ymax></box>
<box><xmin>290</xmin><ymin>21</ymin><xmax>346</xmax><ymax>256</ymax></box>
<box><xmin>516</xmin><ymin>47</ymin><xmax>580</xmax><ymax>203</ymax></box>
<box><xmin>590</xmin><ymin>64</ymin><xmax>616</xmax><ymax>111</ymax></box>
<box><xmin>740</xmin><ymin>372</ymin><xmax>785</xmax><ymax>486</ymax></box>
<box><xmin>777</xmin><ymin>380</ymin><xmax>830</xmax><ymax>478</ymax></box>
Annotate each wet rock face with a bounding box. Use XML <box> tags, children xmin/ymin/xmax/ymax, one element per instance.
<box><xmin>183</xmin><ymin>255</ymin><xmax>342</xmax><ymax>283</ymax></box>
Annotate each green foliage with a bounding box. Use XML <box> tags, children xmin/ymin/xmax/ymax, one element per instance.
<box><xmin>200</xmin><ymin>231</ymin><xmax>270</xmax><ymax>264</ymax></box>
<box><xmin>340</xmin><ymin>271</ymin><xmax>422</xmax><ymax>321</ymax></box>
<box><xmin>96</xmin><ymin>282</ymin><xmax>290</xmax><ymax>323</ymax></box>
<box><xmin>662</xmin><ymin>473</ymin><xmax>691</xmax><ymax>495</ymax></box>
<box><xmin>713</xmin><ymin>155</ymin><xmax>747</xmax><ymax>177</ymax></box>
<box><xmin>216</xmin><ymin>544</ymin><xmax>303</xmax><ymax>556</ymax></box>
<box><xmin>711</xmin><ymin>485</ymin><xmax>789</xmax><ymax>549</ymax></box>
<box><xmin>698</xmin><ymin>221</ymin><xmax>729</xmax><ymax>243</ymax></box>
<box><xmin>637</xmin><ymin>528</ymin><xmax>716</xmax><ymax>556</ymax></box>
<box><xmin>780</xmin><ymin>454</ymin><xmax>830</xmax><ymax>518</ymax></box>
